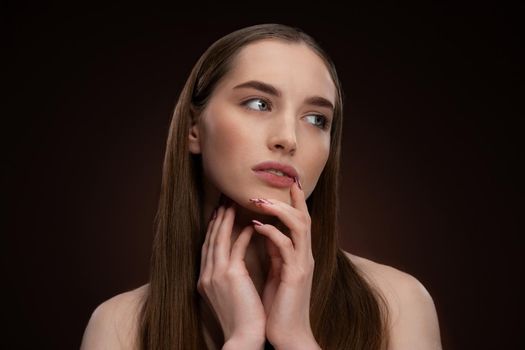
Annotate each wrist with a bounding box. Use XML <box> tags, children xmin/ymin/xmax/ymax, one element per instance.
<box><xmin>275</xmin><ymin>343</ymin><xmax>321</xmax><ymax>350</ymax></box>
<box><xmin>271</xmin><ymin>333</ymin><xmax>321</xmax><ymax>350</ymax></box>
<box><xmin>222</xmin><ymin>336</ymin><xmax>265</xmax><ymax>350</ymax></box>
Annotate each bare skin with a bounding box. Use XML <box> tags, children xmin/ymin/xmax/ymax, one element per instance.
<box><xmin>190</xmin><ymin>39</ymin><xmax>335</xmax><ymax>349</ymax></box>
<box><xmin>80</xmin><ymin>40</ymin><xmax>442</xmax><ymax>349</ymax></box>
<box><xmin>80</xmin><ymin>252</ymin><xmax>442</xmax><ymax>349</ymax></box>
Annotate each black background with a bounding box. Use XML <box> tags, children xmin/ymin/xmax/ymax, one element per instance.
<box><xmin>5</xmin><ymin>2</ymin><xmax>522</xmax><ymax>349</ymax></box>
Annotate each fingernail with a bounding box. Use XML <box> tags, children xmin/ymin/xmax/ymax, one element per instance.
<box><xmin>252</xmin><ymin>219</ymin><xmax>264</xmax><ymax>226</ymax></box>
<box><xmin>212</xmin><ymin>209</ymin><xmax>217</xmax><ymax>219</ymax></box>
<box><xmin>294</xmin><ymin>176</ymin><xmax>303</xmax><ymax>190</ymax></box>
<box><xmin>249</xmin><ymin>198</ymin><xmax>273</xmax><ymax>205</ymax></box>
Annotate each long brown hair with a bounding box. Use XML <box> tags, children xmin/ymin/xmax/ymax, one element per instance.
<box><xmin>139</xmin><ymin>23</ymin><xmax>388</xmax><ymax>349</ymax></box>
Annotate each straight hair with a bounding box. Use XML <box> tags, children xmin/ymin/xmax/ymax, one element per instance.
<box><xmin>139</xmin><ymin>23</ymin><xmax>388</xmax><ymax>349</ymax></box>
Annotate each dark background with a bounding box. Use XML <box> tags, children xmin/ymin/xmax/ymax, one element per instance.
<box><xmin>5</xmin><ymin>2</ymin><xmax>521</xmax><ymax>349</ymax></box>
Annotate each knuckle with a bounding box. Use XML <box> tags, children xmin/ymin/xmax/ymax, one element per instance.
<box><xmin>224</xmin><ymin>268</ymin><xmax>235</xmax><ymax>279</ymax></box>
<box><xmin>225</xmin><ymin>267</ymin><xmax>241</xmax><ymax>280</ymax></box>
<box><xmin>197</xmin><ymin>278</ymin><xmax>210</xmax><ymax>293</ymax></box>
<box><xmin>210</xmin><ymin>273</ymin><xmax>224</xmax><ymax>286</ymax></box>
<box><xmin>289</xmin><ymin>268</ymin><xmax>307</xmax><ymax>283</ymax></box>
<box><xmin>200</xmin><ymin>276</ymin><xmax>211</xmax><ymax>286</ymax></box>
<box><xmin>296</xmin><ymin>266</ymin><xmax>312</xmax><ymax>282</ymax></box>
<box><xmin>308</xmin><ymin>258</ymin><xmax>315</xmax><ymax>270</ymax></box>
<box><xmin>282</xmin><ymin>237</ymin><xmax>294</xmax><ymax>249</ymax></box>
<box><xmin>298</xmin><ymin>212</ymin><xmax>311</xmax><ymax>225</ymax></box>
<box><xmin>297</xmin><ymin>265</ymin><xmax>307</xmax><ymax>276</ymax></box>
<box><xmin>305</xmin><ymin>216</ymin><xmax>312</xmax><ymax>227</ymax></box>
<box><xmin>196</xmin><ymin>281</ymin><xmax>204</xmax><ymax>294</ymax></box>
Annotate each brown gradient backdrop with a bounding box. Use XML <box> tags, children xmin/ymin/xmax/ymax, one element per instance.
<box><xmin>5</xmin><ymin>3</ymin><xmax>521</xmax><ymax>350</ymax></box>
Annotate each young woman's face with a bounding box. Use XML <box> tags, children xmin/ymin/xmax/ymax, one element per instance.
<box><xmin>189</xmin><ymin>39</ymin><xmax>336</xmax><ymax>209</ymax></box>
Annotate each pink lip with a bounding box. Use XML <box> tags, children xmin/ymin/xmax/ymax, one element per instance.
<box><xmin>252</xmin><ymin>161</ymin><xmax>299</xmax><ymax>188</ymax></box>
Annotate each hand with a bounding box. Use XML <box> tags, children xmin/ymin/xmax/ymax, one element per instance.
<box><xmin>250</xmin><ymin>181</ymin><xmax>321</xmax><ymax>349</ymax></box>
<box><xmin>197</xmin><ymin>204</ymin><xmax>266</xmax><ymax>345</ymax></box>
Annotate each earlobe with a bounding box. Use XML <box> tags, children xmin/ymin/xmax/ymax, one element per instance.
<box><xmin>188</xmin><ymin>122</ymin><xmax>201</xmax><ymax>154</ymax></box>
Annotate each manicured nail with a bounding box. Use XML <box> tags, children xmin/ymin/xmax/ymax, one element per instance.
<box><xmin>249</xmin><ymin>198</ymin><xmax>273</xmax><ymax>205</ymax></box>
<box><xmin>252</xmin><ymin>219</ymin><xmax>264</xmax><ymax>226</ymax></box>
<box><xmin>294</xmin><ymin>176</ymin><xmax>303</xmax><ymax>190</ymax></box>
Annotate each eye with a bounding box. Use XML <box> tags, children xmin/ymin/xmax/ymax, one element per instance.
<box><xmin>304</xmin><ymin>114</ymin><xmax>329</xmax><ymax>129</ymax></box>
<box><xmin>242</xmin><ymin>98</ymin><xmax>271</xmax><ymax>112</ymax></box>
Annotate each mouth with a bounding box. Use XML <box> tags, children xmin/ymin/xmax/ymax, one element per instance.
<box><xmin>252</xmin><ymin>161</ymin><xmax>299</xmax><ymax>188</ymax></box>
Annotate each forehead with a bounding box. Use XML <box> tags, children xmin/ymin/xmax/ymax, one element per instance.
<box><xmin>219</xmin><ymin>39</ymin><xmax>336</xmax><ymax>102</ymax></box>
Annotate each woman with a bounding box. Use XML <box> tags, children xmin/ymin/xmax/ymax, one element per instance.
<box><xmin>80</xmin><ymin>24</ymin><xmax>442</xmax><ymax>349</ymax></box>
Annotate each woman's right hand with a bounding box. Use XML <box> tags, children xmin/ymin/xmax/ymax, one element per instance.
<box><xmin>197</xmin><ymin>204</ymin><xmax>266</xmax><ymax>346</ymax></box>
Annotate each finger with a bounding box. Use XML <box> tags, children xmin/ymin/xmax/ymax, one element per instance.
<box><xmin>264</xmin><ymin>238</ymin><xmax>284</xmax><ymax>294</ymax></box>
<box><xmin>230</xmin><ymin>225</ymin><xmax>255</xmax><ymax>262</ymax></box>
<box><xmin>250</xmin><ymin>199</ymin><xmax>303</xmax><ymax>235</ymax></box>
<box><xmin>291</xmin><ymin>177</ymin><xmax>308</xmax><ymax>213</ymax></box>
<box><xmin>200</xmin><ymin>210</ymin><xmax>216</xmax><ymax>276</ymax></box>
<box><xmin>252</xmin><ymin>222</ymin><xmax>295</xmax><ymax>264</ymax></box>
<box><xmin>264</xmin><ymin>233</ymin><xmax>281</xmax><ymax>259</ymax></box>
<box><xmin>262</xmin><ymin>256</ymin><xmax>281</xmax><ymax>316</ymax></box>
<box><xmin>250</xmin><ymin>200</ymin><xmax>309</xmax><ymax>253</ymax></box>
<box><xmin>205</xmin><ymin>206</ymin><xmax>225</xmax><ymax>276</ymax></box>
<box><xmin>214</xmin><ymin>205</ymin><xmax>236</xmax><ymax>267</ymax></box>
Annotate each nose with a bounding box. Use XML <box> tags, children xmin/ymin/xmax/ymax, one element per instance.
<box><xmin>268</xmin><ymin>115</ymin><xmax>297</xmax><ymax>155</ymax></box>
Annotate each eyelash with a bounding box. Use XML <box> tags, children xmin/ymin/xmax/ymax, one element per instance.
<box><xmin>241</xmin><ymin>97</ymin><xmax>330</xmax><ymax>130</ymax></box>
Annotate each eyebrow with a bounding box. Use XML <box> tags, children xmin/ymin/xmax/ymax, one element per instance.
<box><xmin>233</xmin><ymin>80</ymin><xmax>334</xmax><ymax>111</ymax></box>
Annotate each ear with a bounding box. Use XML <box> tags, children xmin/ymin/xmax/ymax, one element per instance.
<box><xmin>188</xmin><ymin>117</ymin><xmax>201</xmax><ymax>154</ymax></box>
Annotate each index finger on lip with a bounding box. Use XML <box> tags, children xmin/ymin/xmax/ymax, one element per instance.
<box><xmin>290</xmin><ymin>177</ymin><xmax>308</xmax><ymax>213</ymax></box>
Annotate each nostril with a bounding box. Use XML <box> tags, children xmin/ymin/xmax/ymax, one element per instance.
<box><xmin>270</xmin><ymin>137</ymin><xmax>296</xmax><ymax>155</ymax></box>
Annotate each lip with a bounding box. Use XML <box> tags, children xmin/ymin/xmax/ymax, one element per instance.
<box><xmin>252</xmin><ymin>161</ymin><xmax>299</xmax><ymax>188</ymax></box>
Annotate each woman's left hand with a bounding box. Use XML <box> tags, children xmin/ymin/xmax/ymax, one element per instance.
<box><xmin>250</xmin><ymin>180</ymin><xmax>321</xmax><ymax>350</ymax></box>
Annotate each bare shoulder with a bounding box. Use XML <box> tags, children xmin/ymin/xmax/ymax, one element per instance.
<box><xmin>80</xmin><ymin>284</ymin><xmax>149</xmax><ymax>350</ymax></box>
<box><xmin>342</xmin><ymin>250</ymin><xmax>442</xmax><ymax>350</ymax></box>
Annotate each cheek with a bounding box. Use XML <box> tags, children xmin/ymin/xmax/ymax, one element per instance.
<box><xmin>202</xmin><ymin>113</ymin><xmax>251</xmax><ymax>153</ymax></box>
<box><xmin>316</xmin><ymin>145</ymin><xmax>330</xmax><ymax>175</ymax></box>
<box><xmin>303</xmin><ymin>130</ymin><xmax>330</xmax><ymax>163</ymax></box>
<box><xmin>305</xmin><ymin>138</ymin><xmax>330</xmax><ymax>187</ymax></box>
<box><xmin>199</xmin><ymin>108</ymin><xmax>256</xmax><ymax>186</ymax></box>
